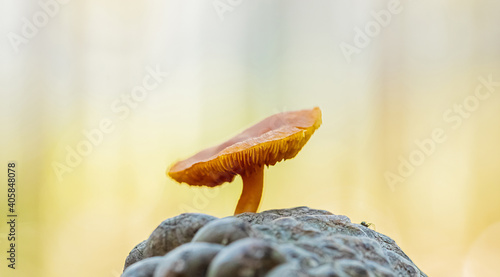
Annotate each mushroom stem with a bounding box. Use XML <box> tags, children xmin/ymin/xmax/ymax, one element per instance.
<box><xmin>234</xmin><ymin>166</ymin><xmax>264</xmax><ymax>215</ymax></box>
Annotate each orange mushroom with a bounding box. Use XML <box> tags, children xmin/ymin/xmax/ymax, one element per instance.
<box><xmin>168</xmin><ymin>107</ymin><xmax>322</xmax><ymax>214</ymax></box>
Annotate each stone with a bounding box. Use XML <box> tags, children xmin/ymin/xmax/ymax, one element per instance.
<box><xmin>122</xmin><ymin>257</ymin><xmax>164</xmax><ymax>277</ymax></box>
<box><xmin>143</xmin><ymin>213</ymin><xmax>217</xmax><ymax>258</ymax></box>
<box><xmin>191</xmin><ymin>217</ymin><xmax>254</xmax><ymax>246</ymax></box>
<box><xmin>206</xmin><ymin>238</ymin><xmax>286</xmax><ymax>277</ymax></box>
<box><xmin>124</xmin><ymin>240</ymin><xmax>147</xmax><ymax>270</ymax></box>
<box><xmin>153</xmin><ymin>242</ymin><xmax>223</xmax><ymax>277</ymax></box>
<box><xmin>123</xmin><ymin>207</ymin><xmax>427</xmax><ymax>277</ymax></box>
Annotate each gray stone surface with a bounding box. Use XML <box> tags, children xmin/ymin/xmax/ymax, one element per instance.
<box><xmin>192</xmin><ymin>217</ymin><xmax>254</xmax><ymax>246</ymax></box>
<box><xmin>124</xmin><ymin>240</ymin><xmax>147</xmax><ymax>269</ymax></box>
<box><xmin>143</xmin><ymin>213</ymin><xmax>217</xmax><ymax>259</ymax></box>
<box><xmin>123</xmin><ymin>207</ymin><xmax>427</xmax><ymax>277</ymax></box>
<box><xmin>206</xmin><ymin>238</ymin><xmax>286</xmax><ymax>277</ymax></box>
<box><xmin>154</xmin><ymin>242</ymin><xmax>224</xmax><ymax>277</ymax></box>
<box><xmin>122</xmin><ymin>257</ymin><xmax>164</xmax><ymax>277</ymax></box>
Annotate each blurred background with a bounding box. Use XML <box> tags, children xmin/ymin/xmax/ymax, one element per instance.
<box><xmin>1</xmin><ymin>0</ymin><xmax>500</xmax><ymax>276</ymax></box>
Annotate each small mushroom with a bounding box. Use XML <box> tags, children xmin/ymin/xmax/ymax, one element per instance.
<box><xmin>168</xmin><ymin>107</ymin><xmax>322</xmax><ymax>214</ymax></box>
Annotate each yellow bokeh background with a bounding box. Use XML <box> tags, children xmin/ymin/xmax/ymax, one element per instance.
<box><xmin>1</xmin><ymin>1</ymin><xmax>500</xmax><ymax>276</ymax></box>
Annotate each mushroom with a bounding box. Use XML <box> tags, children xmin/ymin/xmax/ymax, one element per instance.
<box><xmin>168</xmin><ymin>107</ymin><xmax>322</xmax><ymax>214</ymax></box>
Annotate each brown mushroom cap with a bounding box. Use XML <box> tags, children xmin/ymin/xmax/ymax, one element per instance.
<box><xmin>168</xmin><ymin>107</ymin><xmax>322</xmax><ymax>187</ymax></box>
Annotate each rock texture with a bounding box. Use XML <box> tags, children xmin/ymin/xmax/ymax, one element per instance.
<box><xmin>123</xmin><ymin>207</ymin><xmax>427</xmax><ymax>277</ymax></box>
